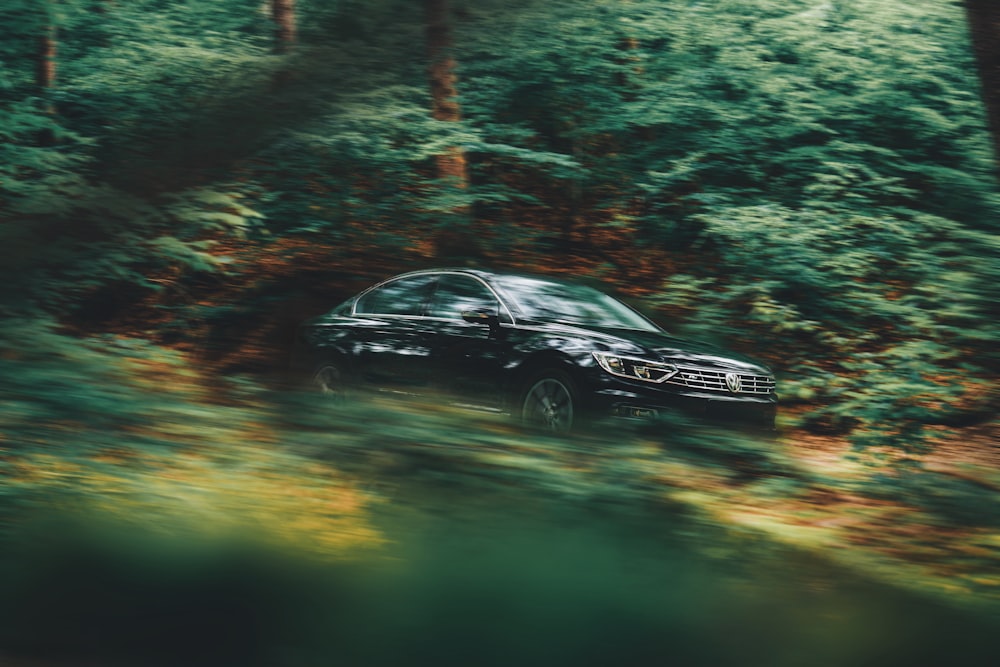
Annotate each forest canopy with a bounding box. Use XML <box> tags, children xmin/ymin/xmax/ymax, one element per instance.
<box><xmin>0</xmin><ymin>0</ymin><xmax>997</xmax><ymax>448</ymax></box>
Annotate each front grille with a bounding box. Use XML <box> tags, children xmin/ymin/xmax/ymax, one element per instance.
<box><xmin>666</xmin><ymin>366</ymin><xmax>775</xmax><ymax>395</ymax></box>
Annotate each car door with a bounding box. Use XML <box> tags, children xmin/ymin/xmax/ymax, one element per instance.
<box><xmin>351</xmin><ymin>273</ymin><xmax>438</xmax><ymax>390</ymax></box>
<box><xmin>422</xmin><ymin>273</ymin><xmax>512</xmax><ymax>408</ymax></box>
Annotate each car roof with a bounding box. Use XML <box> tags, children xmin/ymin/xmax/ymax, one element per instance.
<box><xmin>389</xmin><ymin>267</ymin><xmax>495</xmax><ymax>279</ymax></box>
<box><xmin>388</xmin><ymin>267</ymin><xmax>587</xmax><ymax>287</ymax></box>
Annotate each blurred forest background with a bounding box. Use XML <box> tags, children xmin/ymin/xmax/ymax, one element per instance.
<box><xmin>1</xmin><ymin>1</ymin><xmax>999</xmax><ymax>665</ymax></box>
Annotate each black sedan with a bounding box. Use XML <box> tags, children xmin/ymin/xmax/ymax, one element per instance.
<box><xmin>296</xmin><ymin>269</ymin><xmax>777</xmax><ymax>431</ymax></box>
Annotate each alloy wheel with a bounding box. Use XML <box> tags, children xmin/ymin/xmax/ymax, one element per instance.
<box><xmin>522</xmin><ymin>377</ymin><xmax>575</xmax><ymax>432</ymax></box>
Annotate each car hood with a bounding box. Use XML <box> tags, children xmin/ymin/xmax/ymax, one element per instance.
<box><xmin>524</xmin><ymin>320</ymin><xmax>772</xmax><ymax>375</ymax></box>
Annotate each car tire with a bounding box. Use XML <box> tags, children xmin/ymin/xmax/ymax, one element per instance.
<box><xmin>520</xmin><ymin>370</ymin><xmax>578</xmax><ymax>433</ymax></box>
<box><xmin>312</xmin><ymin>361</ymin><xmax>352</xmax><ymax>402</ymax></box>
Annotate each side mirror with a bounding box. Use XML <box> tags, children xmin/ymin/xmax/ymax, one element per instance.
<box><xmin>461</xmin><ymin>309</ymin><xmax>500</xmax><ymax>326</ymax></box>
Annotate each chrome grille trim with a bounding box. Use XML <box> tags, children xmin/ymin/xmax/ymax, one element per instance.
<box><xmin>665</xmin><ymin>366</ymin><xmax>775</xmax><ymax>394</ymax></box>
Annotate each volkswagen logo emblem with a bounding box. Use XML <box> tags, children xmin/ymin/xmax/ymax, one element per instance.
<box><xmin>725</xmin><ymin>372</ymin><xmax>742</xmax><ymax>393</ymax></box>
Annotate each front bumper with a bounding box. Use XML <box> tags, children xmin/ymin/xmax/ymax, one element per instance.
<box><xmin>586</xmin><ymin>376</ymin><xmax>778</xmax><ymax>428</ymax></box>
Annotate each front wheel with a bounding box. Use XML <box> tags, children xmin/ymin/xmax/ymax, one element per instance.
<box><xmin>520</xmin><ymin>372</ymin><xmax>577</xmax><ymax>433</ymax></box>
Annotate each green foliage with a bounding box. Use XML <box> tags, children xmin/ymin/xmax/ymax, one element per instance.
<box><xmin>869</xmin><ymin>464</ymin><xmax>1000</xmax><ymax>528</ymax></box>
<box><xmin>1</xmin><ymin>313</ymin><xmax>999</xmax><ymax>647</ymax></box>
<box><xmin>4</xmin><ymin>8</ymin><xmax>1000</xmax><ymax>660</ymax></box>
<box><xmin>0</xmin><ymin>318</ymin><xmax>203</xmax><ymax>444</ymax></box>
<box><xmin>0</xmin><ymin>1</ymin><xmax>272</xmax><ymax>316</ymax></box>
<box><xmin>0</xmin><ymin>0</ymin><xmax>996</xmax><ymax>449</ymax></box>
<box><xmin>2</xmin><ymin>349</ymin><xmax>999</xmax><ymax>664</ymax></box>
<box><xmin>6</xmin><ymin>476</ymin><xmax>995</xmax><ymax>667</ymax></box>
<box><xmin>802</xmin><ymin>343</ymin><xmax>969</xmax><ymax>449</ymax></box>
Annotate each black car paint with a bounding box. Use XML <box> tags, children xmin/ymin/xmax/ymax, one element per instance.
<box><xmin>297</xmin><ymin>269</ymin><xmax>777</xmax><ymax>427</ymax></box>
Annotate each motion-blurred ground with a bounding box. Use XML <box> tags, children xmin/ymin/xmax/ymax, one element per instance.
<box><xmin>1</xmin><ymin>335</ymin><xmax>998</xmax><ymax>666</ymax></box>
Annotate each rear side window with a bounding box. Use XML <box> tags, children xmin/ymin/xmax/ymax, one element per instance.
<box><xmin>355</xmin><ymin>275</ymin><xmax>437</xmax><ymax>316</ymax></box>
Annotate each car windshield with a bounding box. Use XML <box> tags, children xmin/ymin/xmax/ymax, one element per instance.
<box><xmin>492</xmin><ymin>276</ymin><xmax>660</xmax><ymax>332</ymax></box>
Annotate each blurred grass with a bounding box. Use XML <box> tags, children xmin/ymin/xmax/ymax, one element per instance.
<box><xmin>1</xmin><ymin>324</ymin><xmax>999</xmax><ymax>665</ymax></box>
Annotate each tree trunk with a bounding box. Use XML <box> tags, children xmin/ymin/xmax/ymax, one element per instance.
<box><xmin>36</xmin><ymin>21</ymin><xmax>57</xmax><ymax>145</ymax></box>
<box><xmin>36</xmin><ymin>24</ymin><xmax>56</xmax><ymax>92</ymax></box>
<box><xmin>424</xmin><ymin>0</ymin><xmax>468</xmax><ymax>187</ymax></box>
<box><xmin>424</xmin><ymin>0</ymin><xmax>475</xmax><ymax>260</ymax></box>
<box><xmin>272</xmin><ymin>0</ymin><xmax>297</xmax><ymax>54</ymax></box>
<box><xmin>964</xmin><ymin>0</ymin><xmax>1000</xmax><ymax>166</ymax></box>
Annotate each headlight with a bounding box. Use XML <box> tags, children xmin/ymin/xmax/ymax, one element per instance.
<box><xmin>592</xmin><ymin>352</ymin><xmax>678</xmax><ymax>383</ymax></box>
